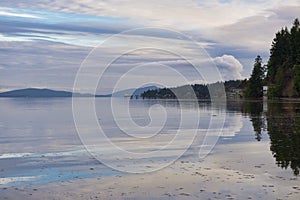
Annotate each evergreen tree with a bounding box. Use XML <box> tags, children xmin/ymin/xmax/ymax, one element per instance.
<box><xmin>245</xmin><ymin>55</ymin><xmax>264</xmax><ymax>98</ymax></box>
<box><xmin>291</xmin><ymin>19</ymin><xmax>300</xmax><ymax>64</ymax></box>
<box><xmin>267</xmin><ymin>18</ymin><xmax>300</xmax><ymax>97</ymax></box>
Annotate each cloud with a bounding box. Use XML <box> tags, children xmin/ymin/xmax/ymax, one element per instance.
<box><xmin>0</xmin><ymin>7</ymin><xmax>133</xmax><ymax>47</ymax></box>
<box><xmin>0</xmin><ymin>10</ymin><xmax>42</xmax><ymax>19</ymax></box>
<box><xmin>0</xmin><ymin>0</ymin><xmax>299</xmax><ymax>91</ymax></box>
<box><xmin>0</xmin><ymin>34</ymin><xmax>30</xmax><ymax>42</ymax></box>
<box><xmin>221</xmin><ymin>113</ymin><xmax>243</xmax><ymax>137</ymax></box>
<box><xmin>0</xmin><ymin>41</ymin><xmax>91</xmax><ymax>91</ymax></box>
<box><xmin>213</xmin><ymin>55</ymin><xmax>244</xmax><ymax>80</ymax></box>
<box><xmin>1</xmin><ymin>0</ymin><xmax>299</xmax><ymax>30</ymax></box>
<box><xmin>1</xmin><ymin>2</ymin><xmax>299</xmax><ymax>50</ymax></box>
<box><xmin>208</xmin><ymin>6</ymin><xmax>300</xmax><ymax>54</ymax></box>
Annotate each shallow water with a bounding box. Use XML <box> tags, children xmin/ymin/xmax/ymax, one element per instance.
<box><xmin>0</xmin><ymin>98</ymin><xmax>299</xmax><ymax>187</ymax></box>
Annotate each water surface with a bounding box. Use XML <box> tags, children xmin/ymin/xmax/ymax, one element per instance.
<box><xmin>0</xmin><ymin>98</ymin><xmax>299</xmax><ymax>187</ymax></box>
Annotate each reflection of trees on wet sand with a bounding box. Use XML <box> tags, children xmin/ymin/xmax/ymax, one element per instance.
<box><xmin>229</xmin><ymin>101</ymin><xmax>300</xmax><ymax>176</ymax></box>
<box><xmin>228</xmin><ymin>101</ymin><xmax>266</xmax><ymax>141</ymax></box>
<box><xmin>244</xmin><ymin>102</ymin><xmax>266</xmax><ymax>141</ymax></box>
<box><xmin>267</xmin><ymin>102</ymin><xmax>300</xmax><ymax>176</ymax></box>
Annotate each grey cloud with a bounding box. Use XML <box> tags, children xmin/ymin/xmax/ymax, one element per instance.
<box><xmin>0</xmin><ymin>41</ymin><xmax>91</xmax><ymax>91</ymax></box>
<box><xmin>0</xmin><ymin>18</ymin><xmax>128</xmax><ymax>36</ymax></box>
<box><xmin>268</xmin><ymin>6</ymin><xmax>300</xmax><ymax>20</ymax></box>
<box><xmin>209</xmin><ymin>6</ymin><xmax>300</xmax><ymax>52</ymax></box>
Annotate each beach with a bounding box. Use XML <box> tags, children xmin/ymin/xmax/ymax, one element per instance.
<box><xmin>1</xmin><ymin>141</ymin><xmax>299</xmax><ymax>200</ymax></box>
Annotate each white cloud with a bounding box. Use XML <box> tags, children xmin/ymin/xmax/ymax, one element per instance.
<box><xmin>213</xmin><ymin>55</ymin><xmax>244</xmax><ymax>80</ymax></box>
<box><xmin>221</xmin><ymin>113</ymin><xmax>243</xmax><ymax>137</ymax></box>
<box><xmin>0</xmin><ymin>34</ymin><xmax>31</xmax><ymax>42</ymax></box>
<box><xmin>0</xmin><ymin>10</ymin><xmax>42</xmax><ymax>19</ymax></box>
<box><xmin>0</xmin><ymin>7</ymin><xmax>43</xmax><ymax>19</ymax></box>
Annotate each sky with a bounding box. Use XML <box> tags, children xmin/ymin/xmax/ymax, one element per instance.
<box><xmin>0</xmin><ymin>0</ymin><xmax>300</xmax><ymax>93</ymax></box>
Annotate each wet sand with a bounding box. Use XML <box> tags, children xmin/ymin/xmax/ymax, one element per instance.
<box><xmin>1</xmin><ymin>141</ymin><xmax>299</xmax><ymax>200</ymax></box>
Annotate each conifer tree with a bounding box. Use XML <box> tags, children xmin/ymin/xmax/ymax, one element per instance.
<box><xmin>245</xmin><ymin>55</ymin><xmax>264</xmax><ymax>98</ymax></box>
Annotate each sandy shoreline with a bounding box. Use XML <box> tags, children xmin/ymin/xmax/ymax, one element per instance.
<box><xmin>1</xmin><ymin>141</ymin><xmax>300</xmax><ymax>200</ymax></box>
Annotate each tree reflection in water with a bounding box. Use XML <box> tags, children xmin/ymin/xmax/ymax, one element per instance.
<box><xmin>234</xmin><ymin>100</ymin><xmax>300</xmax><ymax>176</ymax></box>
<box><xmin>267</xmin><ymin>102</ymin><xmax>300</xmax><ymax>176</ymax></box>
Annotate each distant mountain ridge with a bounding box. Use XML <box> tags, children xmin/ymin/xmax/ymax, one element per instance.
<box><xmin>0</xmin><ymin>88</ymin><xmax>78</xmax><ymax>97</ymax></box>
<box><xmin>0</xmin><ymin>86</ymin><xmax>159</xmax><ymax>98</ymax></box>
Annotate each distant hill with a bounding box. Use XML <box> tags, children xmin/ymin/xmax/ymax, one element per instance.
<box><xmin>110</xmin><ymin>86</ymin><xmax>159</xmax><ymax>97</ymax></box>
<box><xmin>0</xmin><ymin>88</ymin><xmax>92</xmax><ymax>98</ymax></box>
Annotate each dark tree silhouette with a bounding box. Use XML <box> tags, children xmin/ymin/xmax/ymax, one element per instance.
<box><xmin>267</xmin><ymin>18</ymin><xmax>300</xmax><ymax>97</ymax></box>
<box><xmin>245</xmin><ymin>55</ymin><xmax>265</xmax><ymax>98</ymax></box>
<box><xmin>267</xmin><ymin>102</ymin><xmax>300</xmax><ymax>175</ymax></box>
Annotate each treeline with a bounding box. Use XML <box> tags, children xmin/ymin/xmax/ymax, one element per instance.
<box><xmin>266</xmin><ymin>18</ymin><xmax>300</xmax><ymax>97</ymax></box>
<box><xmin>141</xmin><ymin>80</ymin><xmax>246</xmax><ymax>99</ymax></box>
<box><xmin>239</xmin><ymin>18</ymin><xmax>300</xmax><ymax>98</ymax></box>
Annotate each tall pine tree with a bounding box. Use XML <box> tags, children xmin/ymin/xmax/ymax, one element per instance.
<box><xmin>245</xmin><ymin>55</ymin><xmax>264</xmax><ymax>98</ymax></box>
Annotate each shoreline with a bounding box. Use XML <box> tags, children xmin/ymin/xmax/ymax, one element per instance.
<box><xmin>1</xmin><ymin>141</ymin><xmax>299</xmax><ymax>200</ymax></box>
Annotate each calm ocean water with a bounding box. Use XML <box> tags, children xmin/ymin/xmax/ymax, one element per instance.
<box><xmin>0</xmin><ymin>98</ymin><xmax>299</xmax><ymax>186</ymax></box>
